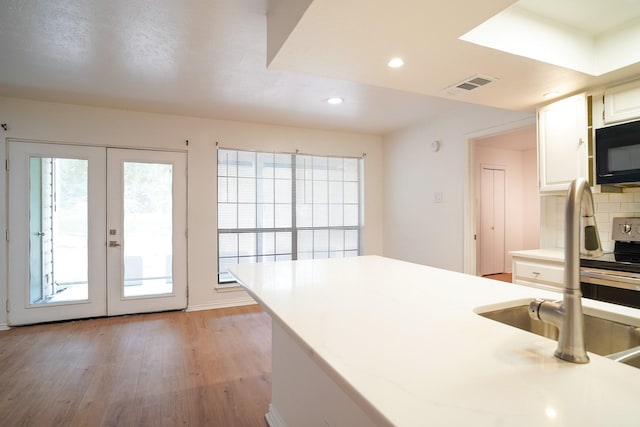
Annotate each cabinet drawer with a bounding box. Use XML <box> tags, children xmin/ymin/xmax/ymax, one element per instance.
<box><xmin>514</xmin><ymin>260</ymin><xmax>564</xmax><ymax>286</ymax></box>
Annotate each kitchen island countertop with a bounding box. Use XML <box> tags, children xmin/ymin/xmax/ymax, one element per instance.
<box><xmin>229</xmin><ymin>255</ymin><xmax>640</xmax><ymax>426</ymax></box>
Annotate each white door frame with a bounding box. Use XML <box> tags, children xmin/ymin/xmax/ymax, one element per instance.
<box><xmin>7</xmin><ymin>141</ymin><xmax>108</xmax><ymax>325</ymax></box>
<box><xmin>106</xmin><ymin>148</ymin><xmax>188</xmax><ymax>316</ymax></box>
<box><xmin>463</xmin><ymin>117</ymin><xmax>536</xmax><ymax>275</ymax></box>
<box><xmin>6</xmin><ymin>140</ymin><xmax>188</xmax><ymax>325</ymax></box>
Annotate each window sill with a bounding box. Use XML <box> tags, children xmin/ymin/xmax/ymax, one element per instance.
<box><xmin>215</xmin><ymin>283</ymin><xmax>244</xmax><ymax>293</ymax></box>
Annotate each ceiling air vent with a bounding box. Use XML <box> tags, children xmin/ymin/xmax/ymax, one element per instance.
<box><xmin>443</xmin><ymin>74</ymin><xmax>497</xmax><ymax>96</ymax></box>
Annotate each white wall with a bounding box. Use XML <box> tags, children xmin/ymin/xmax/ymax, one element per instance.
<box><xmin>0</xmin><ymin>96</ymin><xmax>383</xmax><ymax>323</ymax></box>
<box><xmin>382</xmin><ymin>103</ymin><xmax>533</xmax><ymax>272</ymax></box>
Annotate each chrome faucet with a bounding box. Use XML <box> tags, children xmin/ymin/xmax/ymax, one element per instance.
<box><xmin>528</xmin><ymin>177</ymin><xmax>603</xmax><ymax>363</ymax></box>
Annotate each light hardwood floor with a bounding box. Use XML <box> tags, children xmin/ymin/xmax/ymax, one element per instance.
<box><xmin>483</xmin><ymin>273</ymin><xmax>512</xmax><ymax>283</ymax></box>
<box><xmin>0</xmin><ymin>305</ymin><xmax>272</xmax><ymax>427</ymax></box>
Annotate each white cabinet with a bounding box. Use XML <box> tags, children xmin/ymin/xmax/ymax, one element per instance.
<box><xmin>604</xmin><ymin>79</ymin><xmax>640</xmax><ymax>124</ymax></box>
<box><xmin>537</xmin><ymin>93</ymin><xmax>588</xmax><ymax>192</ymax></box>
<box><xmin>511</xmin><ymin>249</ymin><xmax>564</xmax><ymax>293</ymax></box>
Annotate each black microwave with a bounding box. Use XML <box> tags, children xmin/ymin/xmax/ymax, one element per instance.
<box><xmin>596</xmin><ymin>120</ymin><xmax>640</xmax><ymax>185</ymax></box>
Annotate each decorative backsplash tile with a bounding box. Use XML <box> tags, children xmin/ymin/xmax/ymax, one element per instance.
<box><xmin>541</xmin><ymin>187</ymin><xmax>640</xmax><ymax>253</ymax></box>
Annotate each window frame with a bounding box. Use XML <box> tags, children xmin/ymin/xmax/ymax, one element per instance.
<box><xmin>216</xmin><ymin>147</ymin><xmax>363</xmax><ymax>286</ymax></box>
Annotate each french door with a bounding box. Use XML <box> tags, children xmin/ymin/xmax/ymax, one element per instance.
<box><xmin>8</xmin><ymin>141</ymin><xmax>187</xmax><ymax>325</ymax></box>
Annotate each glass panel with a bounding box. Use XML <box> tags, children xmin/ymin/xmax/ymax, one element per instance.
<box><xmin>257</xmin><ymin>178</ymin><xmax>274</xmax><ymax>203</ymax></box>
<box><xmin>328</xmin><ymin>181</ymin><xmax>343</xmax><ymax>204</ymax></box>
<box><xmin>274</xmin><ymin>204</ymin><xmax>292</xmax><ymax>228</ymax></box>
<box><xmin>345</xmin><ymin>230</ymin><xmax>359</xmax><ymax>251</ymax></box>
<box><xmin>237</xmin><ymin>177</ymin><xmax>256</xmax><ymax>203</ymax></box>
<box><xmin>257</xmin><ymin>152</ymin><xmax>274</xmax><ymax>178</ymax></box>
<box><xmin>313</xmin><ymin>204</ymin><xmax>328</xmax><ymax>227</ymax></box>
<box><xmin>123</xmin><ymin>162</ymin><xmax>173</xmax><ymax>297</ymax></box>
<box><xmin>238</xmin><ymin>233</ymin><xmax>257</xmax><ymax>257</ymax></box>
<box><xmin>274</xmin><ymin>154</ymin><xmax>292</xmax><ymax>179</ymax></box>
<box><xmin>329</xmin><ymin>205</ymin><xmax>344</xmax><ymax>227</ymax></box>
<box><xmin>258</xmin><ymin>232</ymin><xmax>275</xmax><ymax>255</ymax></box>
<box><xmin>314</xmin><ymin>229</ymin><xmax>329</xmax><ymax>252</ymax></box>
<box><xmin>30</xmin><ymin>157</ymin><xmax>89</xmax><ymax>304</ymax></box>
<box><xmin>276</xmin><ymin>232</ymin><xmax>292</xmax><ymax>255</ymax></box>
<box><xmin>218</xmin><ymin>233</ymin><xmax>238</xmax><ymax>258</ymax></box>
<box><xmin>344</xmin><ymin>158</ymin><xmax>359</xmax><ymax>181</ymax></box>
<box><xmin>330</xmin><ymin>229</ymin><xmax>345</xmax><ymax>251</ymax></box>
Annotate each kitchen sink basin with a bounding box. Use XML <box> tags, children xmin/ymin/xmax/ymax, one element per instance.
<box><xmin>477</xmin><ymin>303</ymin><xmax>640</xmax><ymax>368</ymax></box>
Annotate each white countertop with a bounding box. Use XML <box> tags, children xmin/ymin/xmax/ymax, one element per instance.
<box><xmin>229</xmin><ymin>255</ymin><xmax>640</xmax><ymax>426</ymax></box>
<box><xmin>510</xmin><ymin>248</ymin><xmax>565</xmax><ymax>262</ymax></box>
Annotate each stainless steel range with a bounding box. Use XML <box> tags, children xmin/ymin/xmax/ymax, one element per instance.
<box><xmin>581</xmin><ymin>217</ymin><xmax>640</xmax><ymax>309</ymax></box>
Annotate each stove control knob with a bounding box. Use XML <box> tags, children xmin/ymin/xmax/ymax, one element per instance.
<box><xmin>622</xmin><ymin>224</ymin><xmax>632</xmax><ymax>234</ymax></box>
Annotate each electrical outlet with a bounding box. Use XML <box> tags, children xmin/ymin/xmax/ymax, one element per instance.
<box><xmin>434</xmin><ymin>192</ymin><xmax>443</xmax><ymax>203</ymax></box>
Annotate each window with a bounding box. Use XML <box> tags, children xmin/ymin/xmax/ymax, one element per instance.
<box><xmin>217</xmin><ymin>148</ymin><xmax>362</xmax><ymax>284</ymax></box>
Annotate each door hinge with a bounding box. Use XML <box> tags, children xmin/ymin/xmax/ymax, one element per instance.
<box><xmin>5</xmin><ymin>230</ymin><xmax>9</xmax><ymax>242</ymax></box>
<box><xmin>474</xmin><ymin>234</ymin><xmax>477</xmax><ymax>241</ymax></box>
<box><xmin>5</xmin><ymin>159</ymin><xmax>8</xmax><ymax>172</ymax></box>
<box><xmin>6</xmin><ymin>298</ymin><xmax>9</xmax><ymax>313</ymax></box>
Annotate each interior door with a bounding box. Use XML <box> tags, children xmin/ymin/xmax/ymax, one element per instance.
<box><xmin>105</xmin><ymin>149</ymin><xmax>187</xmax><ymax>316</ymax></box>
<box><xmin>8</xmin><ymin>142</ymin><xmax>107</xmax><ymax>325</ymax></box>
<box><xmin>8</xmin><ymin>142</ymin><xmax>187</xmax><ymax>325</ymax></box>
<box><xmin>480</xmin><ymin>167</ymin><xmax>505</xmax><ymax>276</ymax></box>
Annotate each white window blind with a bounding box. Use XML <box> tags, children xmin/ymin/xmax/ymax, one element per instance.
<box><xmin>217</xmin><ymin>148</ymin><xmax>362</xmax><ymax>284</ymax></box>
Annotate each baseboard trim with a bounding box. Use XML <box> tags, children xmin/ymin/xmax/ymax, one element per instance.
<box><xmin>186</xmin><ymin>296</ymin><xmax>256</xmax><ymax>312</ymax></box>
<box><xmin>0</xmin><ymin>323</ymin><xmax>10</xmax><ymax>331</ymax></box>
<box><xmin>265</xmin><ymin>404</ymin><xmax>286</xmax><ymax>427</ymax></box>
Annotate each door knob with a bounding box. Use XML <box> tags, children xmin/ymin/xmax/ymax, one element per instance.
<box><xmin>108</xmin><ymin>241</ymin><xmax>121</xmax><ymax>247</ymax></box>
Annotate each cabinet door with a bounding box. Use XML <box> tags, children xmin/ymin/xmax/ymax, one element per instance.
<box><xmin>604</xmin><ymin>79</ymin><xmax>640</xmax><ymax>124</ymax></box>
<box><xmin>538</xmin><ymin>93</ymin><xmax>588</xmax><ymax>192</ymax></box>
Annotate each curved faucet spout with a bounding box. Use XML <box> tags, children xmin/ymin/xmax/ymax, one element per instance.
<box><xmin>529</xmin><ymin>177</ymin><xmax>602</xmax><ymax>364</ymax></box>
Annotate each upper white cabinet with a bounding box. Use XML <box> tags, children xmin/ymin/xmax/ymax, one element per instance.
<box><xmin>604</xmin><ymin>79</ymin><xmax>640</xmax><ymax>124</ymax></box>
<box><xmin>538</xmin><ymin>93</ymin><xmax>588</xmax><ymax>192</ymax></box>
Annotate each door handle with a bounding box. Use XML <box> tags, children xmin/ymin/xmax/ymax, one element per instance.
<box><xmin>108</xmin><ymin>241</ymin><xmax>121</xmax><ymax>247</ymax></box>
<box><xmin>34</xmin><ymin>232</ymin><xmax>46</xmax><ymax>237</ymax></box>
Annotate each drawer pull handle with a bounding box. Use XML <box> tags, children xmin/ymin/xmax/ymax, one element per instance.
<box><xmin>532</xmin><ymin>271</ymin><xmax>541</xmax><ymax>276</ymax></box>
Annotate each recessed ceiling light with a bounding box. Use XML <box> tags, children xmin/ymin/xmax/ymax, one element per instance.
<box><xmin>387</xmin><ymin>57</ymin><xmax>404</xmax><ymax>68</ymax></box>
<box><xmin>326</xmin><ymin>97</ymin><xmax>344</xmax><ymax>105</ymax></box>
<box><xmin>543</xmin><ymin>91</ymin><xmax>560</xmax><ymax>98</ymax></box>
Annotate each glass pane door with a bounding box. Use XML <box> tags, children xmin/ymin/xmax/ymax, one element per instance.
<box><xmin>122</xmin><ymin>161</ymin><xmax>174</xmax><ymax>297</ymax></box>
<box><xmin>8</xmin><ymin>142</ymin><xmax>107</xmax><ymax>325</ymax></box>
<box><xmin>9</xmin><ymin>143</ymin><xmax>187</xmax><ymax>324</ymax></box>
<box><xmin>29</xmin><ymin>157</ymin><xmax>90</xmax><ymax>304</ymax></box>
<box><xmin>106</xmin><ymin>149</ymin><xmax>187</xmax><ymax>316</ymax></box>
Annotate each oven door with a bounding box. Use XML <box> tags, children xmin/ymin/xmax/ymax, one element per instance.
<box><xmin>581</xmin><ymin>267</ymin><xmax>640</xmax><ymax>309</ymax></box>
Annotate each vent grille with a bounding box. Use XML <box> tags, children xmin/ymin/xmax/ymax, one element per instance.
<box><xmin>443</xmin><ymin>74</ymin><xmax>497</xmax><ymax>96</ymax></box>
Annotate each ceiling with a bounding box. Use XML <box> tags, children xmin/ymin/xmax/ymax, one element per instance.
<box><xmin>1</xmin><ymin>0</ymin><xmax>640</xmax><ymax>135</ymax></box>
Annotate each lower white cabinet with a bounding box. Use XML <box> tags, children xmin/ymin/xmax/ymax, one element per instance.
<box><xmin>511</xmin><ymin>249</ymin><xmax>564</xmax><ymax>293</ymax></box>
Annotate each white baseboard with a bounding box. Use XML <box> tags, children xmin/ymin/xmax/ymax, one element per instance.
<box><xmin>186</xmin><ymin>296</ymin><xmax>257</xmax><ymax>312</ymax></box>
<box><xmin>265</xmin><ymin>404</ymin><xmax>286</xmax><ymax>427</ymax></box>
<box><xmin>0</xmin><ymin>323</ymin><xmax>10</xmax><ymax>331</ymax></box>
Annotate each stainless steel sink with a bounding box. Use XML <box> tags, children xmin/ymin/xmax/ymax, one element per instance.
<box><xmin>478</xmin><ymin>304</ymin><xmax>640</xmax><ymax>367</ymax></box>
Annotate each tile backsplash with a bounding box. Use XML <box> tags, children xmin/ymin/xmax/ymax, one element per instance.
<box><xmin>541</xmin><ymin>187</ymin><xmax>640</xmax><ymax>253</ymax></box>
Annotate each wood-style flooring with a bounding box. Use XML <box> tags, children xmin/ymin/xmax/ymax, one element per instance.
<box><xmin>483</xmin><ymin>273</ymin><xmax>513</xmax><ymax>283</ymax></box>
<box><xmin>0</xmin><ymin>305</ymin><xmax>271</xmax><ymax>427</ymax></box>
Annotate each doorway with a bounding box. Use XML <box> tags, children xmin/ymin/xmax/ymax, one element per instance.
<box><xmin>7</xmin><ymin>141</ymin><xmax>187</xmax><ymax>325</ymax></box>
<box><xmin>463</xmin><ymin>121</ymin><xmax>539</xmax><ymax>276</ymax></box>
